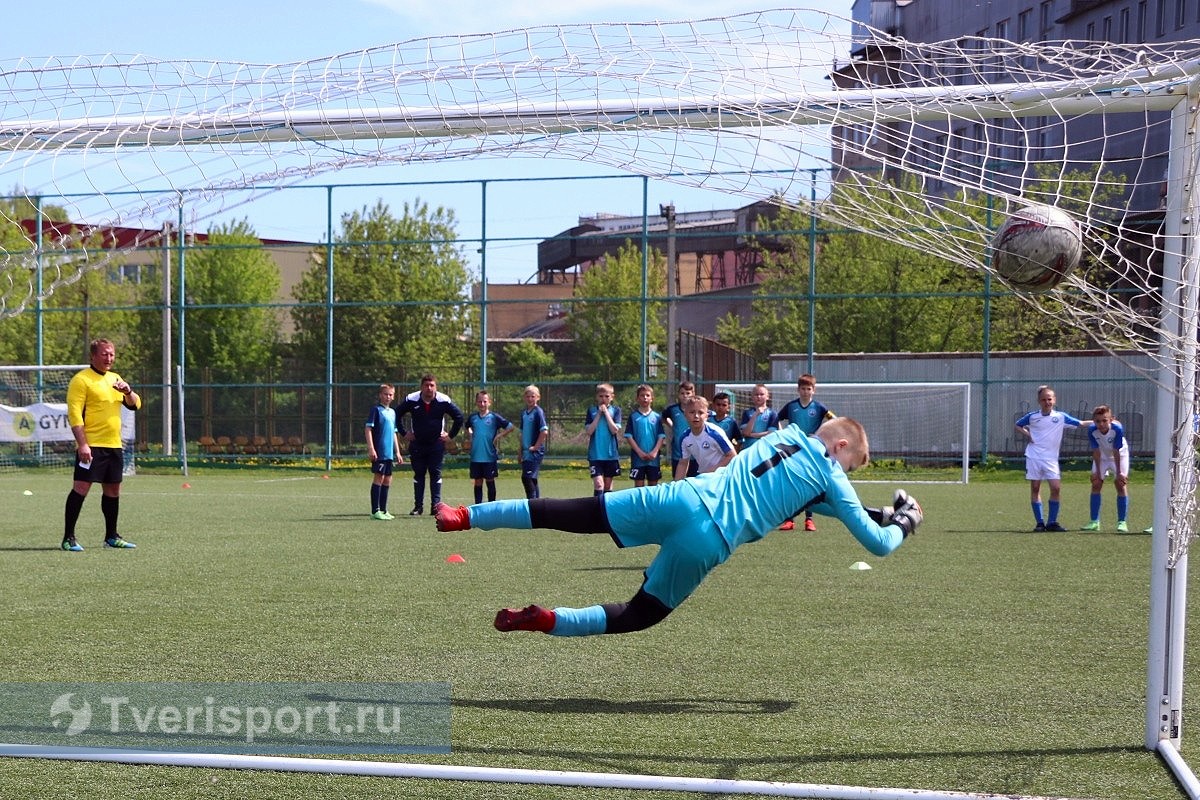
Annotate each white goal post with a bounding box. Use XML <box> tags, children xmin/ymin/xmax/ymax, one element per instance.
<box><xmin>714</xmin><ymin>382</ymin><xmax>971</xmax><ymax>484</ymax></box>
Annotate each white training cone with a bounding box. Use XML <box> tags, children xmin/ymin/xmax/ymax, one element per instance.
<box><xmin>849</xmin><ymin>561</ymin><xmax>872</xmax><ymax>571</ymax></box>
<box><xmin>22</xmin><ymin>490</ymin><xmax>33</xmax><ymax>496</ymax></box>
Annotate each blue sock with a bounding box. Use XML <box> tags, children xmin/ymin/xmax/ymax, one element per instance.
<box><xmin>1048</xmin><ymin>500</ymin><xmax>1060</xmax><ymax>523</ymax></box>
<box><xmin>1090</xmin><ymin>493</ymin><xmax>1102</xmax><ymax>521</ymax></box>
<box><xmin>550</xmin><ymin>605</ymin><xmax>608</xmax><ymax>636</ymax></box>
<box><xmin>1032</xmin><ymin>501</ymin><xmax>1044</xmax><ymax>523</ymax></box>
<box><xmin>470</xmin><ymin>499</ymin><xmax>532</xmax><ymax>530</ymax></box>
<box><xmin>1117</xmin><ymin>496</ymin><xmax>1129</xmax><ymax>521</ymax></box>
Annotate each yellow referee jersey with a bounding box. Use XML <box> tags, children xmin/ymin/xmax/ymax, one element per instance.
<box><xmin>66</xmin><ymin>367</ymin><xmax>140</xmax><ymax>448</ymax></box>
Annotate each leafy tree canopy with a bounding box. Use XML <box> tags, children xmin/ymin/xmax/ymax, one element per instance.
<box><xmin>567</xmin><ymin>240</ymin><xmax>665</xmax><ymax>380</ymax></box>
<box><xmin>291</xmin><ymin>199</ymin><xmax>476</xmax><ymax>380</ymax></box>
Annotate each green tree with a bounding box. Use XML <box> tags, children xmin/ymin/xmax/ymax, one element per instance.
<box><xmin>0</xmin><ymin>192</ymin><xmax>86</xmax><ymax>363</ymax></box>
<box><xmin>718</xmin><ymin>169</ymin><xmax>1117</xmax><ymax>365</ymax></box>
<box><xmin>291</xmin><ymin>199</ymin><xmax>475</xmax><ymax>379</ymax></box>
<box><xmin>717</xmin><ymin>195</ymin><xmax>983</xmax><ymax>367</ymax></box>
<box><xmin>138</xmin><ymin>219</ymin><xmax>282</xmax><ymax>383</ymax></box>
<box><xmin>503</xmin><ymin>338</ymin><xmax>559</xmax><ymax>376</ymax></box>
<box><xmin>567</xmin><ymin>240</ymin><xmax>665</xmax><ymax>377</ymax></box>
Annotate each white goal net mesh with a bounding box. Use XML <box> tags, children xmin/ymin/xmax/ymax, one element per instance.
<box><xmin>0</xmin><ymin>10</ymin><xmax>1194</xmax><ymax>368</ymax></box>
<box><xmin>716</xmin><ymin>382</ymin><xmax>970</xmax><ymax>484</ymax></box>
<box><xmin>0</xmin><ymin>365</ymin><xmax>134</xmax><ymax>473</ymax></box>
<box><xmin>0</xmin><ymin>9</ymin><xmax>1196</xmax><ymax>555</ymax></box>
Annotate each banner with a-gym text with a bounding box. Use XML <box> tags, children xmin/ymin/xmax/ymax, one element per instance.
<box><xmin>0</xmin><ymin>403</ymin><xmax>135</xmax><ymax>443</ymax></box>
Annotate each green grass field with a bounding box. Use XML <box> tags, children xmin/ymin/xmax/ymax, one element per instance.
<box><xmin>0</xmin><ymin>466</ymin><xmax>1192</xmax><ymax>799</ymax></box>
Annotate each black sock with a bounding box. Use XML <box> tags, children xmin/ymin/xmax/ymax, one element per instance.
<box><xmin>486</xmin><ymin>480</ymin><xmax>497</xmax><ymax>502</ymax></box>
<box><xmin>370</xmin><ymin>484</ymin><xmax>381</xmax><ymax>513</ymax></box>
<box><xmin>379</xmin><ymin>484</ymin><xmax>390</xmax><ymax>513</ymax></box>
<box><xmin>63</xmin><ymin>490</ymin><xmax>85</xmax><ymax>540</ymax></box>
<box><xmin>100</xmin><ymin>494</ymin><xmax>119</xmax><ymax>538</ymax></box>
<box><xmin>474</xmin><ymin>485</ymin><xmax>484</xmax><ymax>504</ymax></box>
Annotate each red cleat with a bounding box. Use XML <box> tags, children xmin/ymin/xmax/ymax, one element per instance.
<box><xmin>494</xmin><ymin>604</ymin><xmax>556</xmax><ymax>633</ymax></box>
<box><xmin>778</xmin><ymin>520</ymin><xmax>795</xmax><ymax>531</ymax></box>
<box><xmin>434</xmin><ymin>503</ymin><xmax>471</xmax><ymax>531</ymax></box>
<box><xmin>804</xmin><ymin>518</ymin><xmax>817</xmax><ymax>532</ymax></box>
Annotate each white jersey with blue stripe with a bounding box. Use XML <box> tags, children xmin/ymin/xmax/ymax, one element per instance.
<box><xmin>1015</xmin><ymin>409</ymin><xmax>1083</xmax><ymax>460</ymax></box>
<box><xmin>679</xmin><ymin>422</ymin><xmax>735</xmax><ymax>473</ymax></box>
<box><xmin>1087</xmin><ymin>420</ymin><xmax>1128</xmax><ymax>455</ymax></box>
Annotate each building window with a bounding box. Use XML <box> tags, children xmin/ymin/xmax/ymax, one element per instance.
<box><xmin>1040</xmin><ymin>1</ymin><xmax>1054</xmax><ymax>38</ymax></box>
<box><xmin>1120</xmin><ymin>7</ymin><xmax>1131</xmax><ymax>42</ymax></box>
<box><xmin>1085</xmin><ymin>21</ymin><xmax>1096</xmax><ymax>39</ymax></box>
<box><xmin>1157</xmin><ymin>0</ymin><xmax>1167</xmax><ymax>36</ymax></box>
<box><xmin>1018</xmin><ymin>9</ymin><xmax>1032</xmax><ymax>41</ymax></box>
<box><xmin>1139</xmin><ymin>0</ymin><xmax>1149</xmax><ymax>38</ymax></box>
<box><xmin>1176</xmin><ymin>0</ymin><xmax>1188</xmax><ymax>28</ymax></box>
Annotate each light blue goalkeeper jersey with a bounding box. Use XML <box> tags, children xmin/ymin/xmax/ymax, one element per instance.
<box><xmin>605</xmin><ymin>424</ymin><xmax>904</xmax><ymax>558</ymax></box>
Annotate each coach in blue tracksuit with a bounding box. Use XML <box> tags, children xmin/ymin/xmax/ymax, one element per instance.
<box><xmin>396</xmin><ymin>373</ymin><xmax>465</xmax><ymax>516</ymax></box>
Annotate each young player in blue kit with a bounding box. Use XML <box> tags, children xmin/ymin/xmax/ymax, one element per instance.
<box><xmin>777</xmin><ymin>374</ymin><xmax>836</xmax><ymax>531</ymax></box>
<box><xmin>434</xmin><ymin>416</ymin><xmax>923</xmax><ymax>636</ymax></box>
<box><xmin>1015</xmin><ymin>385</ymin><xmax>1083</xmax><ymax>532</ymax></box>
<box><xmin>365</xmin><ymin>383</ymin><xmax>403</xmax><ymax>520</ymax></box>
<box><xmin>465</xmin><ymin>390</ymin><xmax>514</xmax><ymax>504</ymax></box>
<box><xmin>662</xmin><ymin>381</ymin><xmax>698</xmax><ymax>479</ymax></box>
<box><xmin>739</xmin><ymin>383</ymin><xmax>779</xmax><ymax>445</ymax></box>
<box><xmin>709</xmin><ymin>392</ymin><xmax>742</xmax><ymax>451</ymax></box>
<box><xmin>585</xmin><ymin>382</ymin><xmax>623</xmax><ymax>495</ymax></box>
<box><xmin>519</xmin><ymin>385</ymin><xmax>549</xmax><ymax>499</ymax></box>
<box><xmin>1081</xmin><ymin>404</ymin><xmax>1131</xmax><ymax>532</ymax></box>
<box><xmin>624</xmin><ymin>384</ymin><xmax>666</xmax><ymax>487</ymax></box>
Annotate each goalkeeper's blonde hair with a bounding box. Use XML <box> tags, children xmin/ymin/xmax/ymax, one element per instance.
<box><xmin>816</xmin><ymin>416</ymin><xmax>870</xmax><ymax>471</ymax></box>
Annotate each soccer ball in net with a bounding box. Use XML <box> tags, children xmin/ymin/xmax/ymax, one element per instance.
<box><xmin>989</xmin><ymin>204</ymin><xmax>1083</xmax><ymax>293</ymax></box>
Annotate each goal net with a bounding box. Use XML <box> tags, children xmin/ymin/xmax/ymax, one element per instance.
<box><xmin>0</xmin><ymin>365</ymin><xmax>135</xmax><ymax>473</ymax></box>
<box><xmin>0</xmin><ymin>4</ymin><xmax>1197</xmax><ymax>776</ymax></box>
<box><xmin>716</xmin><ymin>382</ymin><xmax>970</xmax><ymax>484</ymax></box>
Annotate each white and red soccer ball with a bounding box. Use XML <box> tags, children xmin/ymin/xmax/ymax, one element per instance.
<box><xmin>989</xmin><ymin>204</ymin><xmax>1082</xmax><ymax>293</ymax></box>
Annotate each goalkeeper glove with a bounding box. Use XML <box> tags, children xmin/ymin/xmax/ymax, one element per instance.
<box><xmin>890</xmin><ymin>492</ymin><xmax>923</xmax><ymax>538</ymax></box>
<box><xmin>866</xmin><ymin>489</ymin><xmax>909</xmax><ymax>526</ymax></box>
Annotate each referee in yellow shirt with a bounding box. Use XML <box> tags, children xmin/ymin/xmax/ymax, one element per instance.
<box><xmin>62</xmin><ymin>338</ymin><xmax>141</xmax><ymax>551</ymax></box>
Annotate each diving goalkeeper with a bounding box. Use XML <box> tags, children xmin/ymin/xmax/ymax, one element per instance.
<box><xmin>435</xmin><ymin>416</ymin><xmax>923</xmax><ymax>636</ymax></box>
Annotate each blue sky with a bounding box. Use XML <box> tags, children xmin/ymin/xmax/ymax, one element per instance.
<box><xmin>7</xmin><ymin>2</ymin><xmax>850</xmax><ymax>283</ymax></box>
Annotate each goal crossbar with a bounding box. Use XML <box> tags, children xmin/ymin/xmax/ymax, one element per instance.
<box><xmin>4</xmin><ymin>70</ymin><xmax>1198</xmax><ymax>151</ymax></box>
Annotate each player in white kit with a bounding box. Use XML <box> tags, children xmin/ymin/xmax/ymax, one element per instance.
<box><xmin>1014</xmin><ymin>385</ymin><xmax>1083</xmax><ymax>532</ymax></box>
<box><xmin>1081</xmin><ymin>404</ymin><xmax>1130</xmax><ymax>532</ymax></box>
